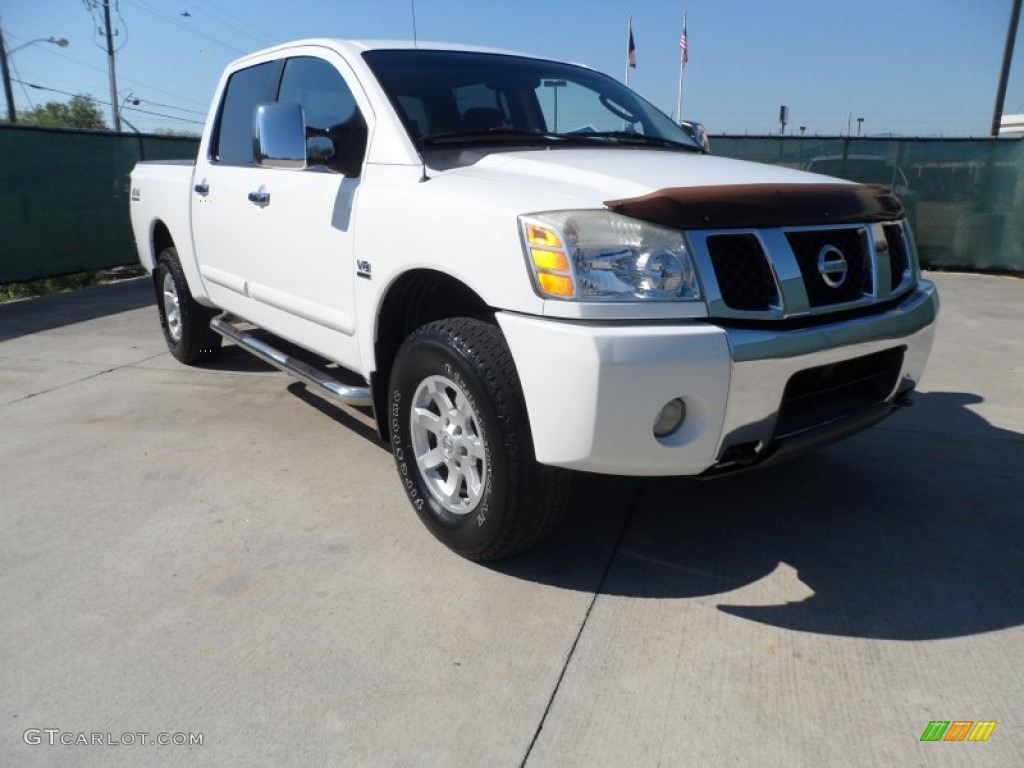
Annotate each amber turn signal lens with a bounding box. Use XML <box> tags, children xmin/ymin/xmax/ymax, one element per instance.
<box><xmin>526</xmin><ymin>224</ymin><xmax>563</xmax><ymax>249</ymax></box>
<box><xmin>537</xmin><ymin>272</ymin><xmax>575</xmax><ymax>297</ymax></box>
<box><xmin>531</xmin><ymin>248</ymin><xmax>570</xmax><ymax>272</ymax></box>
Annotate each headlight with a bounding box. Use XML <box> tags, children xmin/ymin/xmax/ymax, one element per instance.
<box><xmin>519</xmin><ymin>210</ymin><xmax>701</xmax><ymax>301</ymax></box>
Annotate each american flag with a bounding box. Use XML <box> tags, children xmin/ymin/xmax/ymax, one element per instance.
<box><xmin>628</xmin><ymin>21</ymin><xmax>636</xmax><ymax>68</ymax></box>
<box><xmin>680</xmin><ymin>14</ymin><xmax>689</xmax><ymax>67</ymax></box>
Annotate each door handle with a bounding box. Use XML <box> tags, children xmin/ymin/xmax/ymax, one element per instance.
<box><xmin>194</xmin><ymin>182</ymin><xmax>209</xmax><ymax>196</ymax></box>
<box><xmin>248</xmin><ymin>190</ymin><xmax>270</xmax><ymax>205</ymax></box>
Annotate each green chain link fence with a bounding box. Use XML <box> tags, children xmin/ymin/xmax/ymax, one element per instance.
<box><xmin>712</xmin><ymin>135</ymin><xmax>1024</xmax><ymax>272</ymax></box>
<box><xmin>0</xmin><ymin>124</ymin><xmax>199</xmax><ymax>284</ymax></box>
<box><xmin>1</xmin><ymin>125</ymin><xmax>1022</xmax><ymax>284</ymax></box>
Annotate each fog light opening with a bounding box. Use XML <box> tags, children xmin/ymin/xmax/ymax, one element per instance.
<box><xmin>653</xmin><ymin>398</ymin><xmax>687</xmax><ymax>438</ymax></box>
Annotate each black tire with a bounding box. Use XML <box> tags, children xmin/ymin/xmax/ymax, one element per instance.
<box><xmin>155</xmin><ymin>247</ymin><xmax>222</xmax><ymax>365</ymax></box>
<box><xmin>388</xmin><ymin>318</ymin><xmax>570</xmax><ymax>561</ymax></box>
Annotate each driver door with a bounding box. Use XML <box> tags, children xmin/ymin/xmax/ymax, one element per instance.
<box><xmin>242</xmin><ymin>54</ymin><xmax>368</xmax><ymax>371</ymax></box>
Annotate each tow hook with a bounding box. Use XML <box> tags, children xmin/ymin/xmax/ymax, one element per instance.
<box><xmin>894</xmin><ymin>392</ymin><xmax>915</xmax><ymax>408</ymax></box>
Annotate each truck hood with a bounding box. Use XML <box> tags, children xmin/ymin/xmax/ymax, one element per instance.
<box><xmin>430</xmin><ymin>147</ymin><xmax>904</xmax><ymax>227</ymax></box>
<box><xmin>433</xmin><ymin>147</ymin><xmax>832</xmax><ymax>204</ymax></box>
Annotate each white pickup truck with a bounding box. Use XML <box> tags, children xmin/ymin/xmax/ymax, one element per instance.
<box><xmin>129</xmin><ymin>39</ymin><xmax>938</xmax><ymax>560</ymax></box>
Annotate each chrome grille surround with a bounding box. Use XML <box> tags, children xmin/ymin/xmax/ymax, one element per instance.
<box><xmin>687</xmin><ymin>220</ymin><xmax>918</xmax><ymax>321</ymax></box>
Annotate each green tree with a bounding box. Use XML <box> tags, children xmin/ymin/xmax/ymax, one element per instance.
<box><xmin>154</xmin><ymin>127</ymin><xmax>201</xmax><ymax>138</ymax></box>
<box><xmin>19</xmin><ymin>95</ymin><xmax>107</xmax><ymax>130</ymax></box>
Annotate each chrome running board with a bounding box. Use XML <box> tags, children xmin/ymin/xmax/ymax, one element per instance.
<box><xmin>210</xmin><ymin>314</ymin><xmax>373</xmax><ymax>408</ymax></box>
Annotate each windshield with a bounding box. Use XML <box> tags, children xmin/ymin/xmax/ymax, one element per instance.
<box><xmin>362</xmin><ymin>49</ymin><xmax>701</xmax><ymax>152</ymax></box>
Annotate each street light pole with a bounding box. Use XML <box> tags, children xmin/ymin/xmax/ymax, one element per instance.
<box><xmin>543</xmin><ymin>79</ymin><xmax>566</xmax><ymax>131</ymax></box>
<box><xmin>0</xmin><ymin>24</ymin><xmax>70</xmax><ymax>123</ymax></box>
<box><xmin>119</xmin><ymin>91</ymin><xmax>140</xmax><ymax>133</ymax></box>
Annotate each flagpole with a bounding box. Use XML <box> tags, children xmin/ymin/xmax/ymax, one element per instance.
<box><xmin>676</xmin><ymin>13</ymin><xmax>687</xmax><ymax>122</ymax></box>
<box><xmin>626</xmin><ymin>15</ymin><xmax>632</xmax><ymax>86</ymax></box>
<box><xmin>677</xmin><ymin>61</ymin><xmax>684</xmax><ymax>122</ymax></box>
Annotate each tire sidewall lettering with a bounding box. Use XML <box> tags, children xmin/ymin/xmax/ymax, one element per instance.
<box><xmin>390</xmin><ymin>331</ymin><xmax>500</xmax><ymax>546</ymax></box>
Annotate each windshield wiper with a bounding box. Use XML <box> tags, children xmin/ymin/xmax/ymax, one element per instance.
<box><xmin>575</xmin><ymin>131</ymin><xmax>702</xmax><ymax>151</ymax></box>
<box><xmin>421</xmin><ymin>128</ymin><xmax>568</xmax><ymax>146</ymax></box>
<box><xmin>420</xmin><ymin>128</ymin><xmax>702</xmax><ymax>152</ymax></box>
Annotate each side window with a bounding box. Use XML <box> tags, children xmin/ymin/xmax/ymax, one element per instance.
<box><xmin>278</xmin><ymin>56</ymin><xmax>365</xmax><ymax>173</ymax></box>
<box><xmin>214</xmin><ymin>61</ymin><xmax>281</xmax><ymax>165</ymax></box>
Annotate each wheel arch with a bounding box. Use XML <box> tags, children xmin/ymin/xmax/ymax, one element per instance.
<box><xmin>371</xmin><ymin>269</ymin><xmax>494</xmax><ymax>441</ymax></box>
<box><xmin>149</xmin><ymin>220</ymin><xmax>175</xmax><ymax>272</ymax></box>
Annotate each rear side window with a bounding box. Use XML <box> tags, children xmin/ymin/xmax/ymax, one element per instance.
<box><xmin>213</xmin><ymin>61</ymin><xmax>282</xmax><ymax>165</ymax></box>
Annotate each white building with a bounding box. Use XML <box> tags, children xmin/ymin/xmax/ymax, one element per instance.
<box><xmin>999</xmin><ymin>113</ymin><xmax>1024</xmax><ymax>135</ymax></box>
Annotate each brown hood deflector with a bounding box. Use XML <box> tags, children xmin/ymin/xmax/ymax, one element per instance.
<box><xmin>604</xmin><ymin>183</ymin><xmax>904</xmax><ymax>230</ymax></box>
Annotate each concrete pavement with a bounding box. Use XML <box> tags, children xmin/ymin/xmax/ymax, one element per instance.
<box><xmin>1</xmin><ymin>273</ymin><xmax>1022</xmax><ymax>767</ymax></box>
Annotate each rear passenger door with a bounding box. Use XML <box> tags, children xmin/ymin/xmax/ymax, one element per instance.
<box><xmin>191</xmin><ymin>59</ymin><xmax>282</xmax><ymax>312</ymax></box>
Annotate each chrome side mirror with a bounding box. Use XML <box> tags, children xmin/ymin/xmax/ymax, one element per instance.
<box><xmin>679</xmin><ymin>120</ymin><xmax>711</xmax><ymax>153</ymax></box>
<box><xmin>254</xmin><ymin>102</ymin><xmax>306</xmax><ymax>169</ymax></box>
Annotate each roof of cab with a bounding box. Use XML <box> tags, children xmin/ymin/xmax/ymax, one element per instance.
<box><xmin>227</xmin><ymin>38</ymin><xmax>590</xmax><ymax>71</ymax></box>
<box><xmin>233</xmin><ymin>38</ymin><xmax>543</xmax><ymax>63</ymax></box>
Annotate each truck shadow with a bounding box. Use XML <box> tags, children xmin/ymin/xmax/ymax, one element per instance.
<box><xmin>500</xmin><ymin>391</ymin><xmax>1024</xmax><ymax>641</ymax></box>
<box><xmin>0</xmin><ymin>278</ymin><xmax>153</xmax><ymax>342</ymax></box>
<box><xmin>204</xmin><ymin>337</ymin><xmax>391</xmax><ymax>453</ymax></box>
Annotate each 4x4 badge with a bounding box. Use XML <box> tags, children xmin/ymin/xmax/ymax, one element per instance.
<box><xmin>817</xmin><ymin>245</ymin><xmax>848</xmax><ymax>288</ymax></box>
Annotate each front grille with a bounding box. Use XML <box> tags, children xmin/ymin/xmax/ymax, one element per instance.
<box><xmin>884</xmin><ymin>224</ymin><xmax>909</xmax><ymax>290</ymax></box>
<box><xmin>786</xmin><ymin>227</ymin><xmax>871</xmax><ymax>308</ymax></box>
<box><xmin>774</xmin><ymin>347</ymin><xmax>904</xmax><ymax>437</ymax></box>
<box><xmin>706</xmin><ymin>234</ymin><xmax>777</xmax><ymax>311</ymax></box>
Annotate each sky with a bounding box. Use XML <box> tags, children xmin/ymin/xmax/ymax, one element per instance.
<box><xmin>2</xmin><ymin>0</ymin><xmax>1023</xmax><ymax>137</ymax></box>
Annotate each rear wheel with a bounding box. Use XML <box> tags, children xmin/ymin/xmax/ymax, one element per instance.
<box><xmin>388</xmin><ymin>318</ymin><xmax>570</xmax><ymax>561</ymax></box>
<box><xmin>155</xmin><ymin>247</ymin><xmax>222</xmax><ymax>364</ymax></box>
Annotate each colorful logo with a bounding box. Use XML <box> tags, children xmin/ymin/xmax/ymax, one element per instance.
<box><xmin>920</xmin><ymin>721</ymin><xmax>996</xmax><ymax>742</ymax></box>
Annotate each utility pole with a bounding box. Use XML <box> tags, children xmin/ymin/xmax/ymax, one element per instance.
<box><xmin>102</xmin><ymin>0</ymin><xmax>121</xmax><ymax>131</ymax></box>
<box><xmin>991</xmin><ymin>0</ymin><xmax>1022</xmax><ymax>136</ymax></box>
<box><xmin>0</xmin><ymin>22</ymin><xmax>16</xmax><ymax>122</ymax></box>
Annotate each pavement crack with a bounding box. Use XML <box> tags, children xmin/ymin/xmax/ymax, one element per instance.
<box><xmin>1</xmin><ymin>352</ymin><xmax>166</xmax><ymax>408</ymax></box>
<box><xmin>519</xmin><ymin>479</ymin><xmax>645</xmax><ymax>768</ymax></box>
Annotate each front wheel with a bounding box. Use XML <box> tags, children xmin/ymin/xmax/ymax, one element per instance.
<box><xmin>388</xmin><ymin>318</ymin><xmax>570</xmax><ymax>561</ymax></box>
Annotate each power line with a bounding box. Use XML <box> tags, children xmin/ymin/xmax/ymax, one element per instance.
<box><xmin>11</xmin><ymin>77</ymin><xmax>204</xmax><ymax>124</ymax></box>
<box><xmin>129</xmin><ymin>97</ymin><xmax>206</xmax><ymax>116</ymax></box>
<box><xmin>121</xmin><ymin>103</ymin><xmax>203</xmax><ymax>124</ymax></box>
<box><xmin>15</xmin><ymin>69</ymin><xmax>117</xmax><ymax>94</ymax></box>
<box><xmin>191</xmin><ymin>4</ymin><xmax>276</xmax><ymax>47</ymax></box>
<box><xmin>205</xmin><ymin>0</ymin><xmax>279</xmax><ymax>45</ymax></box>
<box><xmin>121</xmin><ymin>0</ymin><xmax>247</xmax><ymax>55</ymax></box>
<box><xmin>6</xmin><ymin>51</ymin><xmax>36</xmax><ymax>110</ymax></box>
<box><xmin>6</xmin><ymin>33</ymin><xmax>210</xmax><ymax>108</ymax></box>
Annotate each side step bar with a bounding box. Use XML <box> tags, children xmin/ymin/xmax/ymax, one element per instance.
<box><xmin>210</xmin><ymin>314</ymin><xmax>373</xmax><ymax>408</ymax></box>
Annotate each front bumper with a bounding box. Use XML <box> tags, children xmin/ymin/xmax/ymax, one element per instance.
<box><xmin>497</xmin><ymin>280</ymin><xmax>938</xmax><ymax>476</ymax></box>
